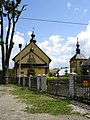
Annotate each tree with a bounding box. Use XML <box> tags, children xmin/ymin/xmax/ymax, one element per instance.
<box><xmin>0</xmin><ymin>0</ymin><xmax>26</xmax><ymax>84</ymax></box>
<box><xmin>65</xmin><ymin>69</ymin><xmax>68</xmax><ymax>76</ymax></box>
<box><xmin>81</xmin><ymin>67</ymin><xmax>88</xmax><ymax>75</ymax></box>
<box><xmin>28</xmin><ymin>67</ymin><xmax>36</xmax><ymax>76</ymax></box>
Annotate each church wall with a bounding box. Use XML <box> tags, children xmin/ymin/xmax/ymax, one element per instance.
<box><xmin>13</xmin><ymin>32</ymin><xmax>51</xmax><ymax>77</ymax></box>
<box><xmin>71</xmin><ymin>59</ymin><xmax>86</xmax><ymax>74</ymax></box>
<box><xmin>15</xmin><ymin>67</ymin><xmax>47</xmax><ymax>77</ymax></box>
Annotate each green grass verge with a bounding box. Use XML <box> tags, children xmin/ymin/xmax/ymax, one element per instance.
<box><xmin>47</xmin><ymin>76</ymin><xmax>69</xmax><ymax>81</ymax></box>
<box><xmin>10</xmin><ymin>85</ymin><xmax>71</xmax><ymax>115</ymax></box>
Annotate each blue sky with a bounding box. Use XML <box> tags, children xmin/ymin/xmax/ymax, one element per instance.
<box><xmin>15</xmin><ymin>0</ymin><xmax>90</xmax><ymax>41</ymax></box>
<box><xmin>3</xmin><ymin>0</ymin><xmax>90</xmax><ymax>69</ymax></box>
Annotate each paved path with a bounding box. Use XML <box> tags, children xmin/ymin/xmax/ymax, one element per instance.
<box><xmin>0</xmin><ymin>86</ymin><xmax>90</xmax><ymax>120</ymax></box>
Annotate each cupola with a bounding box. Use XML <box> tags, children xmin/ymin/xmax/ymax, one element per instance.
<box><xmin>76</xmin><ymin>38</ymin><xmax>80</xmax><ymax>54</ymax></box>
<box><xmin>30</xmin><ymin>31</ymin><xmax>36</xmax><ymax>44</ymax></box>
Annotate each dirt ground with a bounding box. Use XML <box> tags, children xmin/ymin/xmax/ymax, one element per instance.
<box><xmin>0</xmin><ymin>86</ymin><xmax>90</xmax><ymax>120</ymax></box>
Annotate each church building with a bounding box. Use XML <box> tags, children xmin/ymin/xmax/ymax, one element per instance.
<box><xmin>12</xmin><ymin>31</ymin><xmax>51</xmax><ymax>77</ymax></box>
<box><xmin>70</xmin><ymin>38</ymin><xmax>87</xmax><ymax>74</ymax></box>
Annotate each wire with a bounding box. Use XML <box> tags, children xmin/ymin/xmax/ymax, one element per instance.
<box><xmin>20</xmin><ymin>17</ymin><xmax>88</xmax><ymax>26</ymax></box>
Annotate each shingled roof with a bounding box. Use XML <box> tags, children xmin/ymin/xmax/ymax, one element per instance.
<box><xmin>70</xmin><ymin>39</ymin><xmax>87</xmax><ymax>62</ymax></box>
<box><xmin>70</xmin><ymin>53</ymin><xmax>86</xmax><ymax>62</ymax></box>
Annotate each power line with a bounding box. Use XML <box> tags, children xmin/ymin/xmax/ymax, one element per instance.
<box><xmin>20</xmin><ymin>17</ymin><xmax>88</xmax><ymax>26</ymax></box>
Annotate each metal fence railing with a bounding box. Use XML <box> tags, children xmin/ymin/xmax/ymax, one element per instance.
<box><xmin>74</xmin><ymin>75</ymin><xmax>90</xmax><ymax>104</ymax></box>
<box><xmin>47</xmin><ymin>79</ymin><xmax>69</xmax><ymax>98</ymax></box>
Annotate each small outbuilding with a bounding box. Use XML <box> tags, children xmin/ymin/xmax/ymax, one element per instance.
<box><xmin>70</xmin><ymin>38</ymin><xmax>87</xmax><ymax>74</ymax></box>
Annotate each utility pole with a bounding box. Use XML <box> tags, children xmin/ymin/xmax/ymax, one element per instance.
<box><xmin>18</xmin><ymin>43</ymin><xmax>22</xmax><ymax>85</ymax></box>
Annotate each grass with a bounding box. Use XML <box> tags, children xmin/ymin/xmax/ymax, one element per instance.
<box><xmin>10</xmin><ymin>85</ymin><xmax>71</xmax><ymax>115</ymax></box>
<box><xmin>47</xmin><ymin>76</ymin><xmax>69</xmax><ymax>81</ymax></box>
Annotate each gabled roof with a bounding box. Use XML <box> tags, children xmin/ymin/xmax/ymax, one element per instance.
<box><xmin>12</xmin><ymin>32</ymin><xmax>51</xmax><ymax>63</ymax></box>
<box><xmin>12</xmin><ymin>42</ymin><xmax>51</xmax><ymax>63</ymax></box>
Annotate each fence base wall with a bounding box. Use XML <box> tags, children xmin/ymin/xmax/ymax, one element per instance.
<box><xmin>17</xmin><ymin>75</ymin><xmax>47</xmax><ymax>92</ymax></box>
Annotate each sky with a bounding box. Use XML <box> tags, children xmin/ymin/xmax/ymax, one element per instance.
<box><xmin>1</xmin><ymin>0</ymin><xmax>90</xmax><ymax>70</ymax></box>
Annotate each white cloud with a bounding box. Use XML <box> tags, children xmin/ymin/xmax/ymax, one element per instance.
<box><xmin>38</xmin><ymin>35</ymin><xmax>63</xmax><ymax>56</ymax></box>
<box><xmin>13</xmin><ymin>32</ymin><xmax>25</xmax><ymax>44</ymax></box>
<box><xmin>38</xmin><ymin>35</ymin><xmax>73</xmax><ymax>69</ymax></box>
<box><xmin>74</xmin><ymin>8</ymin><xmax>87</xmax><ymax>14</ymax></box>
<box><xmin>0</xmin><ymin>28</ymin><xmax>26</xmax><ymax>69</ymax></box>
<box><xmin>10</xmin><ymin>32</ymin><xmax>25</xmax><ymax>68</ymax></box>
<box><xmin>27</xmin><ymin>31</ymin><xmax>32</xmax><ymax>37</ymax></box>
<box><xmin>83</xmin><ymin>9</ymin><xmax>87</xmax><ymax>14</ymax></box>
<box><xmin>38</xmin><ymin>22</ymin><xmax>90</xmax><ymax>69</ymax></box>
<box><xmin>67</xmin><ymin>2</ymin><xmax>71</xmax><ymax>9</ymax></box>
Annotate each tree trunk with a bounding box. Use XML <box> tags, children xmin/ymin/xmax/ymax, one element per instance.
<box><xmin>5</xmin><ymin>66</ymin><xmax>9</xmax><ymax>84</ymax></box>
<box><xmin>2</xmin><ymin>65</ymin><xmax>9</xmax><ymax>84</ymax></box>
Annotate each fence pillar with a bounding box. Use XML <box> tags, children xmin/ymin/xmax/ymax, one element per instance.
<box><xmin>41</xmin><ymin>74</ymin><xmax>46</xmax><ymax>92</ymax></box>
<box><xmin>37</xmin><ymin>74</ymin><xmax>41</xmax><ymax>91</ymax></box>
<box><xmin>18</xmin><ymin>75</ymin><xmax>21</xmax><ymax>85</ymax></box>
<box><xmin>29</xmin><ymin>75</ymin><xmax>32</xmax><ymax>87</ymax></box>
<box><xmin>23</xmin><ymin>77</ymin><xmax>25</xmax><ymax>86</ymax></box>
<box><xmin>69</xmin><ymin>73</ymin><xmax>77</xmax><ymax>98</ymax></box>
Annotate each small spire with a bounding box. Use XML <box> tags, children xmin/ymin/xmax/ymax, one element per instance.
<box><xmin>76</xmin><ymin>37</ymin><xmax>80</xmax><ymax>54</ymax></box>
<box><xmin>30</xmin><ymin>30</ymin><xmax>36</xmax><ymax>44</ymax></box>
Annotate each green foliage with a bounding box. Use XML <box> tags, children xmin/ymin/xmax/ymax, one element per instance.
<box><xmin>0</xmin><ymin>0</ymin><xmax>26</xmax><ymax>21</ymax></box>
<box><xmin>28</xmin><ymin>67</ymin><xmax>36</xmax><ymax>76</ymax></box>
<box><xmin>80</xmin><ymin>67</ymin><xmax>88</xmax><ymax>75</ymax></box>
<box><xmin>47</xmin><ymin>76</ymin><xmax>69</xmax><ymax>81</ymax></box>
<box><xmin>0</xmin><ymin>40</ymin><xmax>4</xmax><ymax>45</ymax></box>
<box><xmin>65</xmin><ymin>69</ymin><xmax>68</xmax><ymax>76</ymax></box>
<box><xmin>8</xmin><ymin>69</ymin><xmax>16</xmax><ymax>84</ymax></box>
<box><xmin>11</xmin><ymin>86</ymin><xmax>71</xmax><ymax>115</ymax></box>
<box><xmin>48</xmin><ymin>70</ymin><xmax>57</xmax><ymax>77</ymax></box>
<box><xmin>8</xmin><ymin>69</ymin><xmax>14</xmax><ymax>77</ymax></box>
<box><xmin>16</xmin><ymin>0</ymin><xmax>21</xmax><ymax>4</ymax></box>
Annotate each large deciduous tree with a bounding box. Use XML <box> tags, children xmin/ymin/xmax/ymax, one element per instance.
<box><xmin>0</xmin><ymin>0</ymin><xmax>26</xmax><ymax>84</ymax></box>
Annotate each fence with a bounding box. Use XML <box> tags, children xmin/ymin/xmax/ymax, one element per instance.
<box><xmin>16</xmin><ymin>73</ymin><xmax>90</xmax><ymax>104</ymax></box>
<box><xmin>74</xmin><ymin>75</ymin><xmax>90</xmax><ymax>104</ymax></box>
<box><xmin>17</xmin><ymin>75</ymin><xmax>46</xmax><ymax>92</ymax></box>
<box><xmin>47</xmin><ymin>74</ymin><xmax>90</xmax><ymax>104</ymax></box>
<box><xmin>47</xmin><ymin>79</ymin><xmax>69</xmax><ymax>97</ymax></box>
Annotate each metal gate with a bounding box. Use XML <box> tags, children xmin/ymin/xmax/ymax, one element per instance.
<box><xmin>47</xmin><ymin>78</ymin><xmax>69</xmax><ymax>97</ymax></box>
<box><xmin>74</xmin><ymin>75</ymin><xmax>90</xmax><ymax>104</ymax></box>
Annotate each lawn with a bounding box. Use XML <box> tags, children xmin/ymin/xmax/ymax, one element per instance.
<box><xmin>10</xmin><ymin>85</ymin><xmax>71</xmax><ymax>115</ymax></box>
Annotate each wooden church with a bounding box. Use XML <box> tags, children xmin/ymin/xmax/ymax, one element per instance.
<box><xmin>70</xmin><ymin>38</ymin><xmax>87</xmax><ymax>74</ymax></box>
<box><xmin>12</xmin><ymin>31</ymin><xmax>51</xmax><ymax>77</ymax></box>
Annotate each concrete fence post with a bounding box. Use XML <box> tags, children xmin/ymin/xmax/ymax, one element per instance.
<box><xmin>69</xmin><ymin>73</ymin><xmax>77</xmax><ymax>98</ymax></box>
<box><xmin>29</xmin><ymin>75</ymin><xmax>32</xmax><ymax>87</ymax></box>
<box><xmin>37</xmin><ymin>74</ymin><xmax>41</xmax><ymax>91</ymax></box>
<box><xmin>23</xmin><ymin>77</ymin><xmax>25</xmax><ymax>86</ymax></box>
<box><xmin>18</xmin><ymin>75</ymin><xmax>21</xmax><ymax>85</ymax></box>
<box><xmin>41</xmin><ymin>74</ymin><xmax>46</xmax><ymax>92</ymax></box>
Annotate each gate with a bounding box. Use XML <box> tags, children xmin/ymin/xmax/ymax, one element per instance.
<box><xmin>47</xmin><ymin>78</ymin><xmax>69</xmax><ymax>97</ymax></box>
<box><xmin>74</xmin><ymin>75</ymin><xmax>90</xmax><ymax>104</ymax></box>
<box><xmin>31</xmin><ymin>76</ymin><xmax>37</xmax><ymax>89</ymax></box>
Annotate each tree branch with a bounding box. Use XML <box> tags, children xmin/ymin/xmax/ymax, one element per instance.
<box><xmin>8</xmin><ymin>22</ymin><xmax>15</xmax><ymax>62</ymax></box>
<box><xmin>15</xmin><ymin>5</ymin><xmax>26</xmax><ymax>23</ymax></box>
